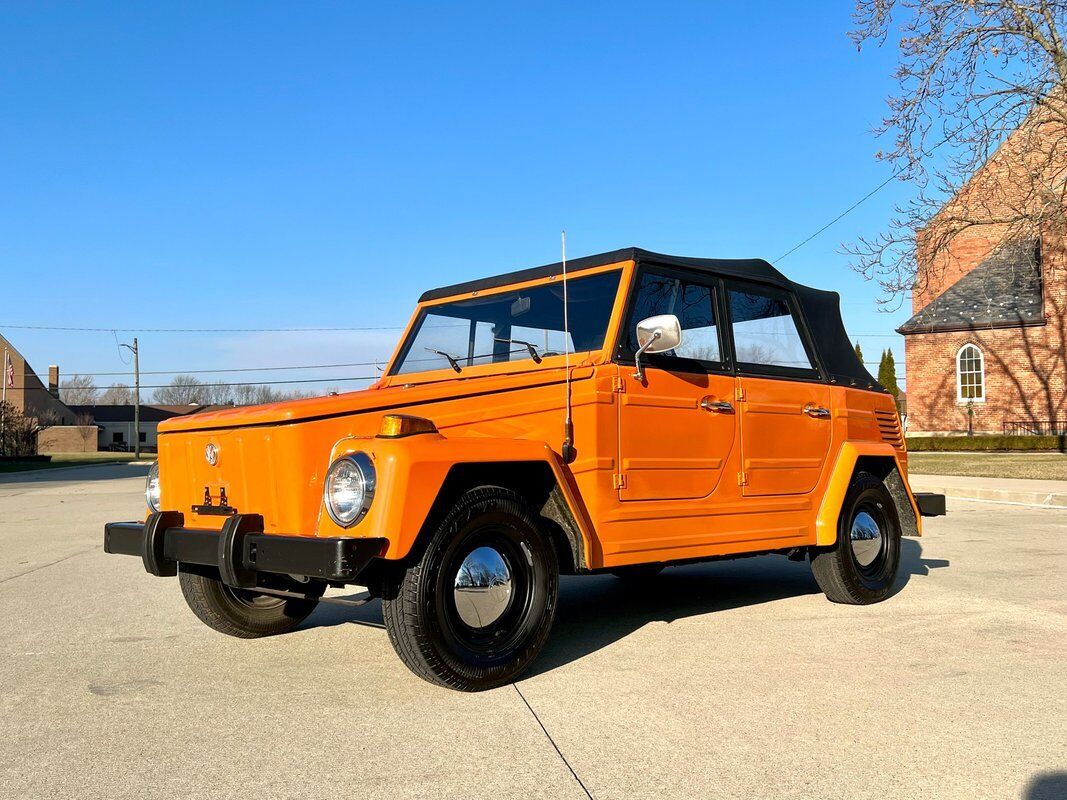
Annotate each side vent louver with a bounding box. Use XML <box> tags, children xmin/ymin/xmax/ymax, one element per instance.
<box><xmin>874</xmin><ymin>410</ymin><xmax>903</xmax><ymax>448</ymax></box>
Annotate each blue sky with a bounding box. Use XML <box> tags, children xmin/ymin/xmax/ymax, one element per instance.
<box><xmin>0</xmin><ymin>2</ymin><xmax>915</xmax><ymax>395</ymax></box>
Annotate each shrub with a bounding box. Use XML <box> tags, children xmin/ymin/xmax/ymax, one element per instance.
<box><xmin>906</xmin><ymin>434</ymin><xmax>1066</xmax><ymax>452</ymax></box>
<box><xmin>0</xmin><ymin>401</ymin><xmax>38</xmax><ymax>457</ymax></box>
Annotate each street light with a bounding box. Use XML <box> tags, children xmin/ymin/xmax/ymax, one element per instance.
<box><xmin>120</xmin><ymin>338</ymin><xmax>140</xmax><ymax>459</ymax></box>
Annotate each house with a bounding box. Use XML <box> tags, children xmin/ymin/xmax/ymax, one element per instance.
<box><xmin>898</xmin><ymin>109</ymin><xmax>1067</xmax><ymax>435</ymax></box>
<box><xmin>67</xmin><ymin>404</ymin><xmax>230</xmax><ymax>451</ymax></box>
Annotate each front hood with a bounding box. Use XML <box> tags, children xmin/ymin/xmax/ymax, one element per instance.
<box><xmin>159</xmin><ymin>368</ymin><xmax>576</xmax><ymax>434</ymax></box>
<box><xmin>153</xmin><ymin>364</ymin><xmax>592</xmax><ymax>536</ymax></box>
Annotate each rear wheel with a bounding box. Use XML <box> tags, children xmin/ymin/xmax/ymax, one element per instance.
<box><xmin>178</xmin><ymin>567</ymin><xmax>319</xmax><ymax>638</ymax></box>
<box><xmin>381</xmin><ymin>487</ymin><xmax>559</xmax><ymax>691</ymax></box>
<box><xmin>810</xmin><ymin>471</ymin><xmax>902</xmax><ymax>604</ymax></box>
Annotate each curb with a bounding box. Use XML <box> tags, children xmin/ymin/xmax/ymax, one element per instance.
<box><xmin>909</xmin><ymin>476</ymin><xmax>1067</xmax><ymax>509</ymax></box>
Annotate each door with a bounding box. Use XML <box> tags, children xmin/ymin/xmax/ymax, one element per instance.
<box><xmin>725</xmin><ymin>281</ymin><xmax>831</xmax><ymax>496</ymax></box>
<box><xmin>616</xmin><ymin>269</ymin><xmax>737</xmax><ymax>501</ymax></box>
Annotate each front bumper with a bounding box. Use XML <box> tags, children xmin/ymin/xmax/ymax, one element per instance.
<box><xmin>104</xmin><ymin>512</ymin><xmax>386</xmax><ymax>588</ymax></box>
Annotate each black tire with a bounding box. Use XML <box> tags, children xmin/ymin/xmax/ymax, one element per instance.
<box><xmin>810</xmin><ymin>471</ymin><xmax>902</xmax><ymax>604</ymax></box>
<box><xmin>380</xmin><ymin>486</ymin><xmax>559</xmax><ymax>691</ymax></box>
<box><xmin>610</xmin><ymin>564</ymin><xmax>665</xmax><ymax>580</ymax></box>
<box><xmin>178</xmin><ymin>567</ymin><xmax>319</xmax><ymax>638</ymax></box>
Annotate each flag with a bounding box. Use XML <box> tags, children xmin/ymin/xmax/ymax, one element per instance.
<box><xmin>4</xmin><ymin>352</ymin><xmax>13</xmax><ymax>389</ymax></box>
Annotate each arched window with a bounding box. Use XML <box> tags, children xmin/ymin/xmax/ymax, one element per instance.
<box><xmin>956</xmin><ymin>343</ymin><xmax>985</xmax><ymax>403</ymax></box>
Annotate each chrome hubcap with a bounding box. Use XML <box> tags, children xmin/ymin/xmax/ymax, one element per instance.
<box><xmin>850</xmin><ymin>509</ymin><xmax>883</xmax><ymax>567</ymax></box>
<box><xmin>453</xmin><ymin>546</ymin><xmax>512</xmax><ymax>628</ymax></box>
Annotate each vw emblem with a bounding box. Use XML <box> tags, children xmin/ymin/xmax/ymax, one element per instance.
<box><xmin>205</xmin><ymin>444</ymin><xmax>219</xmax><ymax>466</ymax></box>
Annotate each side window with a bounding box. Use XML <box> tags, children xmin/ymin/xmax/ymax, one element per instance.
<box><xmin>727</xmin><ymin>284</ymin><xmax>816</xmax><ymax>374</ymax></box>
<box><xmin>624</xmin><ymin>271</ymin><xmax>722</xmax><ymax>365</ymax></box>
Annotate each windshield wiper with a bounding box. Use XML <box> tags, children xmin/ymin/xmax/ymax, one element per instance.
<box><xmin>494</xmin><ymin>338</ymin><xmax>543</xmax><ymax>363</ymax></box>
<box><xmin>424</xmin><ymin>347</ymin><xmax>463</xmax><ymax>373</ymax></box>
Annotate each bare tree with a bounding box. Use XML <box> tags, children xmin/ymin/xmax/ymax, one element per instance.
<box><xmin>99</xmin><ymin>383</ymin><xmax>133</xmax><ymax>405</ymax></box>
<box><xmin>231</xmin><ymin>384</ymin><xmax>261</xmax><ymax>406</ymax></box>
<box><xmin>59</xmin><ymin>374</ymin><xmax>99</xmax><ymax>405</ymax></box>
<box><xmin>153</xmin><ymin>375</ymin><xmax>206</xmax><ymax>405</ymax></box>
<box><xmin>203</xmin><ymin>381</ymin><xmax>235</xmax><ymax>406</ymax></box>
<box><xmin>847</xmin><ymin>1</ymin><xmax>1067</xmax><ymax>299</ymax></box>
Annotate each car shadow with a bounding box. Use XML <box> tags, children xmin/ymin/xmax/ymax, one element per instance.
<box><xmin>303</xmin><ymin>539</ymin><xmax>950</xmax><ymax>677</ymax></box>
<box><xmin>530</xmin><ymin>539</ymin><xmax>947</xmax><ymax>677</ymax></box>
<box><xmin>0</xmin><ymin>462</ymin><xmax>151</xmax><ymax>485</ymax></box>
<box><xmin>1024</xmin><ymin>772</ymin><xmax>1067</xmax><ymax>800</ymax></box>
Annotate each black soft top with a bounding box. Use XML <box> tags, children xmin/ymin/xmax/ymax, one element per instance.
<box><xmin>420</xmin><ymin>247</ymin><xmax>881</xmax><ymax>391</ymax></box>
<box><xmin>419</xmin><ymin>247</ymin><xmax>789</xmax><ymax>301</ymax></box>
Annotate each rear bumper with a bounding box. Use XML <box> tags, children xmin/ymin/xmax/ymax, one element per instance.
<box><xmin>914</xmin><ymin>492</ymin><xmax>946</xmax><ymax>517</ymax></box>
<box><xmin>104</xmin><ymin>512</ymin><xmax>386</xmax><ymax>587</ymax></box>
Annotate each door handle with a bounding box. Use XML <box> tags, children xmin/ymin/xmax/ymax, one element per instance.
<box><xmin>803</xmin><ymin>404</ymin><xmax>831</xmax><ymax>419</ymax></box>
<box><xmin>701</xmin><ymin>398</ymin><xmax>734</xmax><ymax>414</ymax></box>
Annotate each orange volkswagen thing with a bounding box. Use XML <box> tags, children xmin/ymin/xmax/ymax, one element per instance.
<box><xmin>105</xmin><ymin>248</ymin><xmax>945</xmax><ymax>691</ymax></box>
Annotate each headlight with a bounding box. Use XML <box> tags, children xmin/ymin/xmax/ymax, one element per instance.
<box><xmin>145</xmin><ymin>461</ymin><xmax>161</xmax><ymax>512</ymax></box>
<box><xmin>324</xmin><ymin>452</ymin><xmax>376</xmax><ymax>527</ymax></box>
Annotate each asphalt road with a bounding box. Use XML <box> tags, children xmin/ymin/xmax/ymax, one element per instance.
<box><xmin>1</xmin><ymin>464</ymin><xmax>1065</xmax><ymax>800</ymax></box>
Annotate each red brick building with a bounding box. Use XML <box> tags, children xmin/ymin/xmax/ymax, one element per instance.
<box><xmin>899</xmin><ymin>115</ymin><xmax>1067</xmax><ymax>435</ymax></box>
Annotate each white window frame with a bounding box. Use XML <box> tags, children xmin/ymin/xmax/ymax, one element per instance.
<box><xmin>956</xmin><ymin>343</ymin><xmax>986</xmax><ymax>404</ymax></box>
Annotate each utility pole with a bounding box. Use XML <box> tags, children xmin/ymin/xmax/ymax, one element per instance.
<box><xmin>121</xmin><ymin>338</ymin><xmax>140</xmax><ymax>459</ymax></box>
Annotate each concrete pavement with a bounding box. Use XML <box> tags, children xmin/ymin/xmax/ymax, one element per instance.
<box><xmin>910</xmin><ymin>473</ymin><xmax>1067</xmax><ymax>508</ymax></box>
<box><xmin>1</xmin><ymin>463</ymin><xmax>1065</xmax><ymax>799</ymax></box>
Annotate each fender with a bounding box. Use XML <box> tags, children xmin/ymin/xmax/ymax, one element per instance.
<box><xmin>317</xmin><ymin>433</ymin><xmax>596</xmax><ymax>564</ymax></box>
<box><xmin>815</xmin><ymin>441</ymin><xmax>922</xmax><ymax>546</ymax></box>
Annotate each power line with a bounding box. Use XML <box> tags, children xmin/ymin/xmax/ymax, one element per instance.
<box><xmin>19</xmin><ymin>375</ymin><xmax>378</xmax><ymax>392</ymax></box>
<box><xmin>774</xmin><ymin>86</ymin><xmax>1033</xmax><ymax>263</ymax></box>
<box><xmin>31</xmin><ymin>359</ymin><xmax>388</xmax><ymax>379</ymax></box>
<box><xmin>0</xmin><ymin>323</ymin><xmax>409</xmax><ymax>333</ymax></box>
<box><xmin>775</xmin><ymin>174</ymin><xmax>900</xmax><ymax>262</ymax></box>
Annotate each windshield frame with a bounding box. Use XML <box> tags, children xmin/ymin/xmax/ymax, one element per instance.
<box><xmin>381</xmin><ymin>261</ymin><xmax>631</xmax><ymax>385</ymax></box>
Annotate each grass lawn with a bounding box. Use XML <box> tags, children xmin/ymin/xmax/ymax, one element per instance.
<box><xmin>0</xmin><ymin>452</ymin><xmax>150</xmax><ymax>473</ymax></box>
<box><xmin>908</xmin><ymin>451</ymin><xmax>1067</xmax><ymax>481</ymax></box>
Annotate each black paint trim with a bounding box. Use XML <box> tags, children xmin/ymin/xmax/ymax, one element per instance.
<box><xmin>159</xmin><ymin>375</ymin><xmax>582</xmax><ymax>436</ymax></box>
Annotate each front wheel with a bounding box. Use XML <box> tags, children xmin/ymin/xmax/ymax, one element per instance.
<box><xmin>810</xmin><ymin>471</ymin><xmax>902</xmax><ymax>604</ymax></box>
<box><xmin>381</xmin><ymin>487</ymin><xmax>559</xmax><ymax>691</ymax></box>
<box><xmin>178</xmin><ymin>567</ymin><xmax>319</xmax><ymax>638</ymax></box>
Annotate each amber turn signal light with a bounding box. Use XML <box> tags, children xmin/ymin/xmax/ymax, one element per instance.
<box><xmin>378</xmin><ymin>414</ymin><xmax>438</xmax><ymax>438</ymax></box>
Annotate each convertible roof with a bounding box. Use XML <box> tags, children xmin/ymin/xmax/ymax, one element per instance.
<box><xmin>419</xmin><ymin>246</ymin><xmax>882</xmax><ymax>391</ymax></box>
<box><xmin>419</xmin><ymin>247</ymin><xmax>788</xmax><ymax>302</ymax></box>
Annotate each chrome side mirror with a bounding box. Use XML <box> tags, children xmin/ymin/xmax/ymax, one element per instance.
<box><xmin>633</xmin><ymin>314</ymin><xmax>682</xmax><ymax>381</ymax></box>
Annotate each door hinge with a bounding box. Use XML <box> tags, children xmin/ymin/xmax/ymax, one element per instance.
<box><xmin>737</xmin><ymin>471</ymin><xmax>748</xmax><ymax>486</ymax></box>
<box><xmin>613</xmin><ymin>473</ymin><xmax>627</xmax><ymax>489</ymax></box>
<box><xmin>736</xmin><ymin>386</ymin><xmax>746</xmax><ymax>402</ymax></box>
<box><xmin>611</xmin><ymin>376</ymin><xmax>626</xmax><ymax>393</ymax></box>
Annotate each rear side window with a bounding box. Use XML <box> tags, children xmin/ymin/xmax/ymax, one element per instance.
<box><xmin>623</xmin><ymin>271</ymin><xmax>723</xmax><ymax>365</ymax></box>
<box><xmin>727</xmin><ymin>284</ymin><xmax>817</xmax><ymax>375</ymax></box>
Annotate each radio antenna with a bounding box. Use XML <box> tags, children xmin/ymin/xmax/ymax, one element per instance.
<box><xmin>561</xmin><ymin>230</ymin><xmax>576</xmax><ymax>464</ymax></box>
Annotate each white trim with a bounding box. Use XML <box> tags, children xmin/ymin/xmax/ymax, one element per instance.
<box><xmin>955</xmin><ymin>343</ymin><xmax>986</xmax><ymax>404</ymax></box>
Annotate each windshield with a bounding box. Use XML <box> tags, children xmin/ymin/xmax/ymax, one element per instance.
<box><xmin>392</xmin><ymin>270</ymin><xmax>622</xmax><ymax>375</ymax></box>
